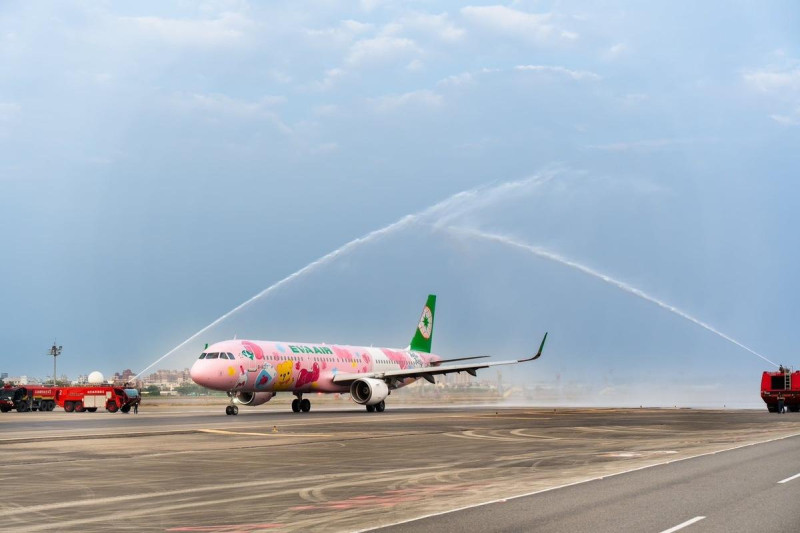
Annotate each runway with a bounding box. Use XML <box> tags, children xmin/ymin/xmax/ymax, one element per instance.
<box><xmin>2</xmin><ymin>403</ymin><xmax>799</xmax><ymax>532</ymax></box>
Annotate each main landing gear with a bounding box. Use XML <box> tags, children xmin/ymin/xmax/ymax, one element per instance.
<box><xmin>225</xmin><ymin>405</ymin><xmax>239</xmax><ymax>416</ymax></box>
<box><xmin>291</xmin><ymin>393</ymin><xmax>311</xmax><ymax>413</ymax></box>
<box><xmin>365</xmin><ymin>400</ymin><xmax>385</xmax><ymax>413</ymax></box>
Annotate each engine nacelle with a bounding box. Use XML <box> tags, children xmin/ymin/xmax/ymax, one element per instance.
<box><xmin>350</xmin><ymin>378</ymin><xmax>389</xmax><ymax>406</ymax></box>
<box><xmin>232</xmin><ymin>391</ymin><xmax>275</xmax><ymax>406</ymax></box>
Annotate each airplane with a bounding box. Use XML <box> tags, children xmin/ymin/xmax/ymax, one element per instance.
<box><xmin>189</xmin><ymin>294</ymin><xmax>547</xmax><ymax>415</ymax></box>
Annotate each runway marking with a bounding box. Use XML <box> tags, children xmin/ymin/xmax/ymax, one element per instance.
<box><xmin>777</xmin><ymin>472</ymin><xmax>800</xmax><ymax>484</ymax></box>
<box><xmin>660</xmin><ymin>516</ymin><xmax>705</xmax><ymax>533</ymax></box>
<box><xmin>355</xmin><ymin>431</ymin><xmax>800</xmax><ymax>532</ymax></box>
<box><xmin>198</xmin><ymin>429</ymin><xmax>331</xmax><ymax>437</ymax></box>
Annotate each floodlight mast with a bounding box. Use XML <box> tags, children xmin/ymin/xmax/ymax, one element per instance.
<box><xmin>49</xmin><ymin>341</ymin><xmax>62</xmax><ymax>386</ymax></box>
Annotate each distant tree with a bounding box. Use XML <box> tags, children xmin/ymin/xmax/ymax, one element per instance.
<box><xmin>176</xmin><ymin>383</ymin><xmax>206</xmax><ymax>396</ymax></box>
<box><xmin>144</xmin><ymin>384</ymin><xmax>161</xmax><ymax>396</ymax></box>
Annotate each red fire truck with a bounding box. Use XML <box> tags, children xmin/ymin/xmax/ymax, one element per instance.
<box><xmin>761</xmin><ymin>369</ymin><xmax>800</xmax><ymax>413</ymax></box>
<box><xmin>0</xmin><ymin>385</ymin><xmax>58</xmax><ymax>412</ymax></box>
<box><xmin>55</xmin><ymin>386</ymin><xmax>141</xmax><ymax>413</ymax></box>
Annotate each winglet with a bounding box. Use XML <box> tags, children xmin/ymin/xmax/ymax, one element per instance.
<box><xmin>519</xmin><ymin>332</ymin><xmax>547</xmax><ymax>362</ymax></box>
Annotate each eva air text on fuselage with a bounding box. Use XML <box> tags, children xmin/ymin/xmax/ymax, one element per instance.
<box><xmin>289</xmin><ymin>345</ymin><xmax>334</xmax><ymax>355</ymax></box>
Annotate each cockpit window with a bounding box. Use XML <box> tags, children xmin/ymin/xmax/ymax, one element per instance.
<box><xmin>227</xmin><ymin>352</ymin><xmax>235</xmax><ymax>359</ymax></box>
<box><xmin>206</xmin><ymin>353</ymin><xmax>219</xmax><ymax>359</ymax></box>
<box><xmin>199</xmin><ymin>353</ymin><xmax>207</xmax><ymax>359</ymax></box>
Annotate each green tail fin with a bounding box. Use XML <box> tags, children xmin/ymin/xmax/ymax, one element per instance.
<box><xmin>410</xmin><ymin>294</ymin><xmax>436</xmax><ymax>353</ymax></box>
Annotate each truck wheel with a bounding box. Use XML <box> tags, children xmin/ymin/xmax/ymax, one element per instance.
<box><xmin>64</xmin><ymin>401</ymin><xmax>74</xmax><ymax>412</ymax></box>
<box><xmin>74</xmin><ymin>402</ymin><xmax>85</xmax><ymax>413</ymax></box>
<box><xmin>121</xmin><ymin>405</ymin><xmax>130</xmax><ymax>413</ymax></box>
<box><xmin>0</xmin><ymin>405</ymin><xmax>10</xmax><ymax>413</ymax></box>
<box><xmin>107</xmin><ymin>403</ymin><xmax>118</xmax><ymax>413</ymax></box>
<box><xmin>87</xmin><ymin>407</ymin><xmax>97</xmax><ymax>413</ymax></box>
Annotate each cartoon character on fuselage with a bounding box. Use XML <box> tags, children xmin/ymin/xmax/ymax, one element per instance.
<box><xmin>189</xmin><ymin>295</ymin><xmax>547</xmax><ymax>415</ymax></box>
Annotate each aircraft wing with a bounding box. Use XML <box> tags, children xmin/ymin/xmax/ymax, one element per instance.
<box><xmin>333</xmin><ymin>332</ymin><xmax>547</xmax><ymax>386</ymax></box>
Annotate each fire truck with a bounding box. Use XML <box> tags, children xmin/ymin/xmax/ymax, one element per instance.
<box><xmin>761</xmin><ymin>368</ymin><xmax>800</xmax><ymax>413</ymax></box>
<box><xmin>0</xmin><ymin>385</ymin><xmax>140</xmax><ymax>413</ymax></box>
<box><xmin>0</xmin><ymin>385</ymin><xmax>58</xmax><ymax>412</ymax></box>
<box><xmin>55</xmin><ymin>386</ymin><xmax>141</xmax><ymax>413</ymax></box>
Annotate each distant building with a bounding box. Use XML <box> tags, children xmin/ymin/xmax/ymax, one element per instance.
<box><xmin>1</xmin><ymin>372</ymin><xmax>8</xmax><ymax>380</ymax></box>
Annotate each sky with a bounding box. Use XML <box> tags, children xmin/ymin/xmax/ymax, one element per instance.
<box><xmin>1</xmin><ymin>1</ymin><xmax>798</xmax><ymax>407</ymax></box>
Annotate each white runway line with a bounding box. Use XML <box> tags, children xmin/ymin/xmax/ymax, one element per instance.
<box><xmin>659</xmin><ymin>516</ymin><xmax>705</xmax><ymax>533</ymax></box>
<box><xmin>777</xmin><ymin>472</ymin><xmax>800</xmax><ymax>484</ymax></box>
<box><xmin>356</xmin><ymin>432</ymin><xmax>800</xmax><ymax>533</ymax></box>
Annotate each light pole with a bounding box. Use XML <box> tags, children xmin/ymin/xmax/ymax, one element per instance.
<box><xmin>49</xmin><ymin>342</ymin><xmax>62</xmax><ymax>386</ymax></box>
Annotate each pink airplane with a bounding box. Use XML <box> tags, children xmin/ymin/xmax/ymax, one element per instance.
<box><xmin>190</xmin><ymin>295</ymin><xmax>547</xmax><ymax>415</ymax></box>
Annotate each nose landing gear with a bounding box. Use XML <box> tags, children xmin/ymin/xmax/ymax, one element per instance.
<box><xmin>291</xmin><ymin>394</ymin><xmax>311</xmax><ymax>413</ymax></box>
<box><xmin>225</xmin><ymin>405</ymin><xmax>239</xmax><ymax>416</ymax></box>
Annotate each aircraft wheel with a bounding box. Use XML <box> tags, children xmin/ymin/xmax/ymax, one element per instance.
<box><xmin>300</xmin><ymin>399</ymin><xmax>311</xmax><ymax>413</ymax></box>
<box><xmin>366</xmin><ymin>404</ymin><xmax>375</xmax><ymax>413</ymax></box>
<box><xmin>225</xmin><ymin>405</ymin><xmax>233</xmax><ymax>415</ymax></box>
<box><xmin>232</xmin><ymin>405</ymin><xmax>239</xmax><ymax>415</ymax></box>
<box><xmin>375</xmin><ymin>401</ymin><xmax>385</xmax><ymax>412</ymax></box>
<box><xmin>291</xmin><ymin>399</ymin><xmax>300</xmax><ymax>413</ymax></box>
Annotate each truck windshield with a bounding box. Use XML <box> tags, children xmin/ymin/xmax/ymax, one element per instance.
<box><xmin>124</xmin><ymin>389</ymin><xmax>140</xmax><ymax>398</ymax></box>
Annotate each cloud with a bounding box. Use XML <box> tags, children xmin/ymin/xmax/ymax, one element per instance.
<box><xmin>437</xmin><ymin>72</ymin><xmax>474</xmax><ymax>87</ymax></box>
<box><xmin>312</xmin><ymin>68</ymin><xmax>347</xmax><ymax>91</ymax></box>
<box><xmin>370</xmin><ymin>89</ymin><xmax>443</xmax><ymax>111</ymax></box>
<box><xmin>587</xmin><ymin>138</ymin><xmax>705</xmax><ymax>151</ymax></box>
<box><xmin>171</xmin><ymin>93</ymin><xmax>291</xmax><ymax>133</ymax></box>
<box><xmin>770</xmin><ymin>107</ymin><xmax>800</xmax><ymax>126</ymax></box>
<box><xmin>121</xmin><ymin>12</ymin><xmax>253</xmax><ymax>47</ymax></box>
<box><xmin>460</xmin><ymin>5</ymin><xmax>576</xmax><ymax>43</ymax></box>
<box><xmin>743</xmin><ymin>67</ymin><xmax>800</xmax><ymax>93</ymax></box>
<box><xmin>306</xmin><ymin>19</ymin><xmax>373</xmax><ymax>45</ymax></box>
<box><xmin>346</xmin><ymin>36</ymin><xmax>421</xmax><ymax>67</ymax></box>
<box><xmin>384</xmin><ymin>12</ymin><xmax>465</xmax><ymax>43</ymax></box>
<box><xmin>514</xmin><ymin>65</ymin><xmax>600</xmax><ymax>81</ymax></box>
<box><xmin>0</xmin><ymin>102</ymin><xmax>22</xmax><ymax>122</ymax></box>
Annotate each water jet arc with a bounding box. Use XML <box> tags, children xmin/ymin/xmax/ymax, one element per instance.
<box><xmin>450</xmin><ymin>226</ymin><xmax>777</xmax><ymax>368</ymax></box>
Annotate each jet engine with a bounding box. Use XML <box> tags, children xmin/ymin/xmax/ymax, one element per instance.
<box><xmin>350</xmin><ymin>378</ymin><xmax>389</xmax><ymax>406</ymax></box>
<box><xmin>232</xmin><ymin>391</ymin><xmax>275</xmax><ymax>406</ymax></box>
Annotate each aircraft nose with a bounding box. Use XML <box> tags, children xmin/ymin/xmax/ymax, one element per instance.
<box><xmin>189</xmin><ymin>360</ymin><xmax>206</xmax><ymax>386</ymax></box>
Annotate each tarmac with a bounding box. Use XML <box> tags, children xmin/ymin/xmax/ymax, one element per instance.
<box><xmin>2</xmin><ymin>400</ymin><xmax>800</xmax><ymax>532</ymax></box>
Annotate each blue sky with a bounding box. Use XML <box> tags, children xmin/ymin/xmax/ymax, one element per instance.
<box><xmin>1</xmin><ymin>1</ymin><xmax>798</xmax><ymax>406</ymax></box>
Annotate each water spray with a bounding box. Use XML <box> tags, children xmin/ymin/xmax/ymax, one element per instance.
<box><xmin>448</xmin><ymin>226</ymin><xmax>778</xmax><ymax>368</ymax></box>
<box><xmin>133</xmin><ymin>172</ymin><xmax>559</xmax><ymax>379</ymax></box>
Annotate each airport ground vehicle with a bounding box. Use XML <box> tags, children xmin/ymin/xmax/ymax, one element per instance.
<box><xmin>0</xmin><ymin>385</ymin><xmax>58</xmax><ymax>412</ymax></box>
<box><xmin>0</xmin><ymin>385</ymin><xmax>141</xmax><ymax>413</ymax></box>
<box><xmin>55</xmin><ymin>386</ymin><xmax>141</xmax><ymax>413</ymax></box>
<box><xmin>761</xmin><ymin>369</ymin><xmax>800</xmax><ymax>413</ymax></box>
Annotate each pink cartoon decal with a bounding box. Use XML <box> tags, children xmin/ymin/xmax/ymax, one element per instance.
<box><xmin>254</xmin><ymin>366</ymin><xmax>276</xmax><ymax>390</ymax></box>
<box><xmin>296</xmin><ymin>362</ymin><xmax>320</xmax><ymax>388</ymax></box>
<box><xmin>275</xmin><ymin>360</ymin><xmax>294</xmax><ymax>389</ymax></box>
<box><xmin>383</xmin><ymin>349</ymin><xmax>408</xmax><ymax>369</ymax></box>
<box><xmin>241</xmin><ymin>341</ymin><xmax>264</xmax><ymax>360</ymax></box>
<box><xmin>234</xmin><ymin>364</ymin><xmax>247</xmax><ymax>389</ymax></box>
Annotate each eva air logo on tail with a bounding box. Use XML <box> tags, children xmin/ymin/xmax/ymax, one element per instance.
<box><xmin>418</xmin><ymin>306</ymin><xmax>433</xmax><ymax>339</ymax></box>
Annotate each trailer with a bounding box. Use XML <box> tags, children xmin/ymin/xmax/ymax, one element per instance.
<box><xmin>55</xmin><ymin>386</ymin><xmax>141</xmax><ymax>413</ymax></box>
<box><xmin>0</xmin><ymin>385</ymin><xmax>57</xmax><ymax>412</ymax></box>
<box><xmin>761</xmin><ymin>369</ymin><xmax>800</xmax><ymax>413</ymax></box>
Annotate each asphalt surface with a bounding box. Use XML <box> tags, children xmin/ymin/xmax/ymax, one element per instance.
<box><xmin>377</xmin><ymin>433</ymin><xmax>800</xmax><ymax>533</ymax></box>
<box><xmin>2</xmin><ymin>403</ymin><xmax>800</xmax><ymax>532</ymax></box>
